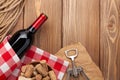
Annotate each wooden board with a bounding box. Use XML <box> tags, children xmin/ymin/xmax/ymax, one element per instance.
<box><xmin>0</xmin><ymin>0</ymin><xmax>119</xmax><ymax>80</ymax></box>
<box><xmin>100</xmin><ymin>0</ymin><xmax>120</xmax><ymax>80</ymax></box>
<box><xmin>62</xmin><ymin>0</ymin><xmax>99</xmax><ymax>66</ymax></box>
<box><xmin>10</xmin><ymin>11</ymin><xmax>23</xmax><ymax>35</ymax></box>
<box><xmin>24</xmin><ymin>0</ymin><xmax>62</xmax><ymax>54</ymax></box>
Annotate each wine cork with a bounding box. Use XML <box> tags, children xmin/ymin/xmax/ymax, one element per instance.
<box><xmin>19</xmin><ymin>60</ymin><xmax>56</xmax><ymax>80</ymax></box>
<box><xmin>42</xmin><ymin>76</ymin><xmax>50</xmax><ymax>80</ymax></box>
<box><xmin>35</xmin><ymin>64</ymin><xmax>48</xmax><ymax>77</ymax></box>
<box><xmin>49</xmin><ymin>70</ymin><xmax>56</xmax><ymax>80</ymax></box>
<box><xmin>21</xmin><ymin>65</ymin><xmax>27</xmax><ymax>73</ymax></box>
<box><xmin>40</xmin><ymin>60</ymin><xmax>48</xmax><ymax>71</ymax></box>
<box><xmin>18</xmin><ymin>76</ymin><xmax>32</xmax><ymax>80</ymax></box>
<box><xmin>31</xmin><ymin>77</ymin><xmax>36</xmax><ymax>80</ymax></box>
<box><xmin>35</xmin><ymin>74</ymin><xmax>42</xmax><ymax>80</ymax></box>
<box><xmin>33</xmin><ymin>70</ymin><xmax>38</xmax><ymax>76</ymax></box>
<box><xmin>20</xmin><ymin>72</ymin><xmax>24</xmax><ymax>76</ymax></box>
<box><xmin>24</xmin><ymin>65</ymin><xmax>34</xmax><ymax>78</ymax></box>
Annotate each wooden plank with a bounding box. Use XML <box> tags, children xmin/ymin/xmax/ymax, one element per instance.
<box><xmin>62</xmin><ymin>0</ymin><xmax>100</xmax><ymax>65</ymax></box>
<box><xmin>100</xmin><ymin>0</ymin><xmax>120</xmax><ymax>80</ymax></box>
<box><xmin>24</xmin><ymin>0</ymin><xmax>62</xmax><ymax>54</ymax></box>
<box><xmin>10</xmin><ymin>12</ymin><xmax>23</xmax><ymax>35</ymax></box>
<box><xmin>24</xmin><ymin>0</ymin><xmax>37</xmax><ymax>28</ymax></box>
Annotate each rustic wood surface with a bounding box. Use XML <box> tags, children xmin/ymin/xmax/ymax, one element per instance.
<box><xmin>100</xmin><ymin>0</ymin><xmax>120</xmax><ymax>80</ymax></box>
<box><xmin>62</xmin><ymin>0</ymin><xmax>99</xmax><ymax>66</ymax></box>
<box><xmin>2</xmin><ymin>0</ymin><xmax>118</xmax><ymax>80</ymax></box>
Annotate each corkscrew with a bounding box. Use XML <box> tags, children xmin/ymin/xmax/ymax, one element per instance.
<box><xmin>65</xmin><ymin>48</ymin><xmax>89</xmax><ymax>80</ymax></box>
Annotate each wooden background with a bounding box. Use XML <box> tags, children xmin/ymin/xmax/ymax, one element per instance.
<box><xmin>8</xmin><ymin>0</ymin><xmax>120</xmax><ymax>80</ymax></box>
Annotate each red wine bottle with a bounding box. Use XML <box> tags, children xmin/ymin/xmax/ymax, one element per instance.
<box><xmin>8</xmin><ymin>13</ymin><xmax>48</xmax><ymax>59</ymax></box>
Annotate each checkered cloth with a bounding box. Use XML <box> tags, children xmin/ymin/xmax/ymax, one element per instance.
<box><xmin>0</xmin><ymin>36</ymin><xmax>69</xmax><ymax>80</ymax></box>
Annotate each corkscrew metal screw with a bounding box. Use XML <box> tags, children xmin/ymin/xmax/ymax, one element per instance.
<box><xmin>65</xmin><ymin>48</ymin><xmax>89</xmax><ymax>80</ymax></box>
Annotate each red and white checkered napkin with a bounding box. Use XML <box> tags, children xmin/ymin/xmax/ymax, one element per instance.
<box><xmin>0</xmin><ymin>36</ymin><xmax>69</xmax><ymax>80</ymax></box>
<box><xmin>0</xmin><ymin>36</ymin><xmax>20</xmax><ymax>80</ymax></box>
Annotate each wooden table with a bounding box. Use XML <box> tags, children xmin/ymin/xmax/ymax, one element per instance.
<box><xmin>8</xmin><ymin>0</ymin><xmax>120</xmax><ymax>80</ymax></box>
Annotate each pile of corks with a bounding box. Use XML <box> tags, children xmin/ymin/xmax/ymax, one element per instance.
<box><xmin>18</xmin><ymin>60</ymin><xmax>56</xmax><ymax>80</ymax></box>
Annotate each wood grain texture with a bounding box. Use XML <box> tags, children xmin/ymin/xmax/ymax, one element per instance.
<box><xmin>9</xmin><ymin>12</ymin><xmax>23</xmax><ymax>35</ymax></box>
<box><xmin>24</xmin><ymin>0</ymin><xmax>62</xmax><ymax>54</ymax></box>
<box><xmin>24</xmin><ymin>0</ymin><xmax>37</xmax><ymax>29</ymax></box>
<box><xmin>6</xmin><ymin>0</ymin><xmax>120</xmax><ymax>79</ymax></box>
<box><xmin>62</xmin><ymin>0</ymin><xmax>100</xmax><ymax>66</ymax></box>
<box><xmin>100</xmin><ymin>0</ymin><xmax>120</xmax><ymax>80</ymax></box>
<box><xmin>35</xmin><ymin>0</ymin><xmax>62</xmax><ymax>54</ymax></box>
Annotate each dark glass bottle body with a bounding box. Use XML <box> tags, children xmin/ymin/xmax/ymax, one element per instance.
<box><xmin>8</xmin><ymin>13</ymin><xmax>47</xmax><ymax>59</ymax></box>
<box><xmin>9</xmin><ymin>29</ymin><xmax>33</xmax><ymax>59</ymax></box>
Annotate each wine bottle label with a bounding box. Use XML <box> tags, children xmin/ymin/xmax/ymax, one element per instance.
<box><xmin>32</xmin><ymin>13</ymin><xmax>48</xmax><ymax>30</ymax></box>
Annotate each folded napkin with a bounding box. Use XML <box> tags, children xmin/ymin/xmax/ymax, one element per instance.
<box><xmin>0</xmin><ymin>36</ymin><xmax>69</xmax><ymax>80</ymax></box>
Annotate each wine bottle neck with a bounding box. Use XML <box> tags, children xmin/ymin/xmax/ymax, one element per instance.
<box><xmin>27</xmin><ymin>13</ymin><xmax>48</xmax><ymax>33</ymax></box>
